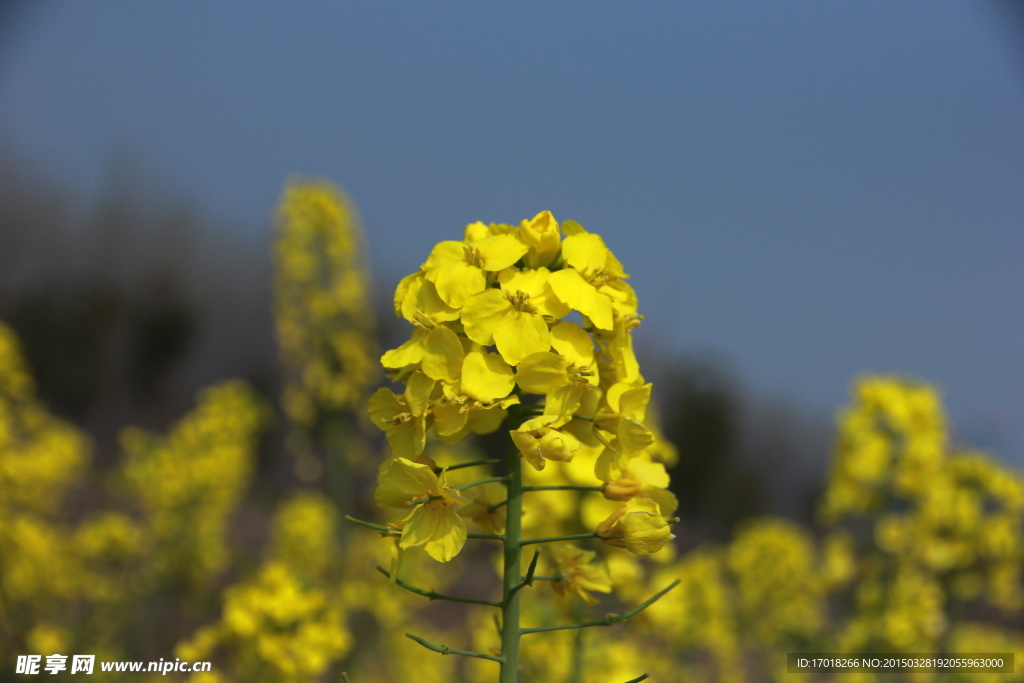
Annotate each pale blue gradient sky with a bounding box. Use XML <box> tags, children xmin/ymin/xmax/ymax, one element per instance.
<box><xmin>1</xmin><ymin>1</ymin><xmax>1022</xmax><ymax>462</ymax></box>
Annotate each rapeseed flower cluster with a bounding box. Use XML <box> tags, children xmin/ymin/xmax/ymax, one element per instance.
<box><xmin>274</xmin><ymin>181</ymin><xmax>376</xmax><ymax>428</ymax></box>
<box><xmin>1</xmin><ymin>177</ymin><xmax>1021</xmax><ymax>682</ymax></box>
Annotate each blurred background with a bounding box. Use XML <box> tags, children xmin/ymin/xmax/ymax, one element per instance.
<box><xmin>0</xmin><ymin>2</ymin><xmax>1022</xmax><ymax>681</ymax></box>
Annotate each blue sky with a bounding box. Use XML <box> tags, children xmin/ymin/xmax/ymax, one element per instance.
<box><xmin>1</xmin><ymin>1</ymin><xmax>1022</xmax><ymax>462</ymax></box>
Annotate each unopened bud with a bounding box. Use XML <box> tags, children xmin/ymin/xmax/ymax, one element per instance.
<box><xmin>603</xmin><ymin>479</ymin><xmax>643</xmax><ymax>501</ymax></box>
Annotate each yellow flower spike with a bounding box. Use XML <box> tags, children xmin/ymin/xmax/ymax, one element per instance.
<box><xmin>596</xmin><ymin>498</ymin><xmax>675</xmax><ymax>555</ymax></box>
<box><xmin>519</xmin><ymin>210</ymin><xmax>562</xmax><ymax>268</ymax></box>
<box><xmin>549</xmin><ymin>544</ymin><xmax>613</xmax><ymax>605</ymax></box>
<box><xmin>387</xmin><ymin>458</ymin><xmax>468</xmax><ymax>562</ymax></box>
<box><xmin>424</xmin><ymin>233</ymin><xmax>529</xmax><ymax>308</ymax></box>
<box><xmin>460</xmin><ymin>351</ymin><xmax>515</xmax><ymax>403</ymax></box>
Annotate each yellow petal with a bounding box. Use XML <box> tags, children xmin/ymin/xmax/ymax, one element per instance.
<box><xmin>561</xmin><ymin>233</ymin><xmax>608</xmax><ymax>273</ymax></box>
<box><xmin>561</xmin><ymin>219</ymin><xmax>587</xmax><ymax>236</ymax></box>
<box><xmin>388</xmin><ymin>457</ymin><xmax>438</xmax><ymax>496</ymax></box>
<box><xmin>461</xmin><ymin>289</ymin><xmax>512</xmax><ymax>345</ymax></box>
<box><xmin>373</xmin><ymin>459</ymin><xmax>415</xmax><ymax>508</ymax></box>
<box><xmin>467</xmin><ymin>405</ymin><xmax>508</xmax><ymax>434</ymax></box>
<box><xmin>404</xmin><ymin>371</ymin><xmax>435</xmax><ymax>416</ymax></box>
<box><xmin>511</xmin><ymin>431</ymin><xmax>545</xmax><ymax>471</ymax></box>
<box><xmin>421</xmin><ymin>325</ymin><xmax>464</xmax><ymax>381</ymax></box>
<box><xmin>547</xmin><ymin>269</ymin><xmax>613</xmax><ymax>330</ymax></box>
<box><xmin>461</xmin><ymin>351</ymin><xmax>514</xmax><ymax>403</ymax></box>
<box><xmin>539</xmin><ymin>429</ymin><xmax>580</xmax><ymax>462</ymax></box>
<box><xmin>551</xmin><ymin>321</ymin><xmax>595</xmax><ymax>367</ymax></box>
<box><xmin>464</xmin><ymin>221</ymin><xmax>491</xmax><ymax>242</ymax></box>
<box><xmin>493</xmin><ymin>312</ymin><xmax>550</xmax><ymax>366</ymax></box>
<box><xmin>543</xmin><ymin>382</ymin><xmax>585</xmax><ymax>424</ymax></box>
<box><xmin>619</xmin><ymin>384</ymin><xmax>652</xmax><ymax>422</ymax></box>
<box><xmin>474</xmin><ymin>234</ymin><xmax>529</xmax><ymax>271</ymax></box>
<box><xmin>616</xmin><ymin>498</ymin><xmax>674</xmax><ymax>555</ymax></box>
<box><xmin>424</xmin><ymin>240</ymin><xmax>468</xmax><ymax>270</ymax></box>
<box><xmin>641</xmin><ymin>485</ymin><xmax>679</xmax><ymax>518</ymax></box>
<box><xmin>400</xmin><ymin>505</ymin><xmax>444</xmax><ymax>548</ymax></box>
<box><xmin>393</xmin><ymin>272</ymin><xmax>420</xmax><ymax>316</ymax></box>
<box><xmin>432</xmin><ymin>401</ymin><xmax>469</xmax><ymax>436</ymax></box>
<box><xmin>423</xmin><ymin>510</ymin><xmax>467</xmax><ymax>562</ymax></box>
<box><xmin>618</xmin><ymin>419</ymin><xmax>654</xmax><ymax>454</ymax></box>
<box><xmin>400</xmin><ymin>275</ymin><xmax>460</xmax><ymax>323</ymax></box>
<box><xmin>381</xmin><ymin>329</ymin><xmax>426</xmax><ymax>369</ymax></box>
<box><xmin>514</xmin><ymin>352</ymin><xmax>569</xmax><ymax>394</ymax></box>
<box><xmin>430</xmin><ymin>261</ymin><xmax>486</xmax><ymax>308</ymax></box>
<box><xmin>368</xmin><ymin>388</ymin><xmax>404</xmax><ymax>431</ymax></box>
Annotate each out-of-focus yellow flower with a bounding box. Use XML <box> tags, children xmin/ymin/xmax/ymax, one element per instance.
<box><xmin>596</xmin><ymin>497</ymin><xmax>674</xmax><ymax>555</ymax></box>
<box><xmin>274</xmin><ymin>180</ymin><xmax>376</xmax><ymax>426</ymax></box>
<box><xmin>460</xmin><ymin>481</ymin><xmax>507</xmax><ymax>534</ymax></box>
<box><xmin>548</xmin><ymin>543</ymin><xmax>613</xmax><ymax>605</ymax></box>
<box><xmin>120</xmin><ymin>380</ymin><xmax>266</xmax><ymax>585</ymax></box>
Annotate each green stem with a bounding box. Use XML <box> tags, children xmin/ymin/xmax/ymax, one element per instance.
<box><xmin>405</xmin><ymin>632</ymin><xmax>504</xmax><ymax>663</ymax></box>
<box><xmin>436</xmin><ymin>458</ymin><xmax>503</xmax><ymax>473</ymax></box>
<box><xmin>508</xmin><ymin>550</ymin><xmax>541</xmax><ymax>599</ymax></box>
<box><xmin>521</xmin><ymin>532</ymin><xmax>600</xmax><ymax>546</ymax></box>
<box><xmin>499</xmin><ymin>405</ymin><xmax>524</xmax><ymax>683</ymax></box>
<box><xmin>520</xmin><ymin>580</ymin><xmax>680</xmax><ymax>634</ymax></box>
<box><xmin>522</xmin><ymin>485</ymin><xmax>604</xmax><ymax>493</ymax></box>
<box><xmin>343</xmin><ymin>515</ymin><xmax>391</xmax><ymax>533</ymax></box>
<box><xmin>375</xmin><ymin>567</ymin><xmax>501</xmax><ymax>607</ymax></box>
<box><xmin>622</xmin><ymin>675</ymin><xmax>649</xmax><ymax>683</ymax></box>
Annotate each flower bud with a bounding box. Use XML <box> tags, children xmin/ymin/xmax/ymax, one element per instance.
<box><xmin>519</xmin><ymin>211</ymin><xmax>561</xmax><ymax>268</ymax></box>
<box><xmin>603</xmin><ymin>479</ymin><xmax>643</xmax><ymax>501</ymax></box>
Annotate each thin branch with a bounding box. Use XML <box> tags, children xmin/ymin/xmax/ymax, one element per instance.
<box><xmin>623</xmin><ymin>675</ymin><xmax>649</xmax><ymax>683</ymax></box>
<box><xmin>435</xmin><ymin>458</ymin><xmax>503</xmax><ymax>473</ymax></box>
<box><xmin>341</xmin><ymin>674</ymin><xmax>352</xmax><ymax>683</ymax></box>
<box><xmin>521</xmin><ymin>532</ymin><xmax>599</xmax><ymax>546</ymax></box>
<box><xmin>376</xmin><ymin>567</ymin><xmax>501</xmax><ymax>607</ymax></box>
<box><xmin>405</xmin><ymin>632</ymin><xmax>505</xmax><ymax>663</ymax></box>
<box><xmin>508</xmin><ymin>550</ymin><xmax>541</xmax><ymax>599</ymax></box>
<box><xmin>457</xmin><ymin>476</ymin><xmax>509</xmax><ymax>491</ymax></box>
<box><xmin>520</xmin><ymin>580</ymin><xmax>680</xmax><ymax>634</ymax></box>
<box><xmin>522</xmin><ymin>485</ymin><xmax>604</xmax><ymax>493</ymax></box>
<box><xmin>488</xmin><ymin>499</ymin><xmax>509</xmax><ymax>512</ymax></box>
<box><xmin>343</xmin><ymin>515</ymin><xmax>391</xmax><ymax>533</ymax></box>
<box><xmin>468</xmin><ymin>532</ymin><xmax>505</xmax><ymax>541</ymax></box>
